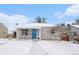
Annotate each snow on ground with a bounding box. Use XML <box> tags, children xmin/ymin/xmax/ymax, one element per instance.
<box><xmin>0</xmin><ymin>39</ymin><xmax>79</xmax><ymax>55</ymax></box>
<box><xmin>0</xmin><ymin>39</ymin><xmax>33</xmax><ymax>55</ymax></box>
<box><xmin>39</xmin><ymin>41</ymin><xmax>79</xmax><ymax>55</ymax></box>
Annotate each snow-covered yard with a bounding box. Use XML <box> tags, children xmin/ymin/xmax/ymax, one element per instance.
<box><xmin>0</xmin><ymin>39</ymin><xmax>79</xmax><ymax>55</ymax></box>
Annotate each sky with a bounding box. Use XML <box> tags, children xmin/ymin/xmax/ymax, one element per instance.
<box><xmin>0</xmin><ymin>4</ymin><xmax>79</xmax><ymax>32</ymax></box>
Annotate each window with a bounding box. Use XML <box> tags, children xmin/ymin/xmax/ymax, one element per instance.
<box><xmin>21</xmin><ymin>29</ymin><xmax>28</xmax><ymax>36</ymax></box>
<box><xmin>73</xmin><ymin>32</ymin><xmax>76</xmax><ymax>36</ymax></box>
<box><xmin>4</xmin><ymin>32</ymin><xmax>5</xmax><ymax>34</ymax></box>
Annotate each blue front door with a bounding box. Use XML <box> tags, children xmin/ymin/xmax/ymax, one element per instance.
<box><xmin>32</xmin><ymin>29</ymin><xmax>37</xmax><ymax>39</ymax></box>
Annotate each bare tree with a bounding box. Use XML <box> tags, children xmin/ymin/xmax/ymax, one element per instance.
<box><xmin>55</xmin><ymin>23</ymin><xmax>65</xmax><ymax>34</ymax></box>
<box><xmin>34</xmin><ymin>16</ymin><xmax>46</xmax><ymax>23</ymax></box>
<box><xmin>42</xmin><ymin>17</ymin><xmax>46</xmax><ymax>23</ymax></box>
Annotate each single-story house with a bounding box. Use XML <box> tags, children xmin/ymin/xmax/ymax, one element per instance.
<box><xmin>16</xmin><ymin>23</ymin><xmax>59</xmax><ymax>40</ymax></box>
<box><xmin>0</xmin><ymin>23</ymin><xmax>8</xmax><ymax>38</ymax></box>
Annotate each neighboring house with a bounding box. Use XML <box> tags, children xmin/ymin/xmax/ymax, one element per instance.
<box><xmin>70</xmin><ymin>25</ymin><xmax>79</xmax><ymax>41</ymax></box>
<box><xmin>0</xmin><ymin>23</ymin><xmax>8</xmax><ymax>38</ymax></box>
<box><xmin>16</xmin><ymin>23</ymin><xmax>59</xmax><ymax>40</ymax></box>
<box><xmin>71</xmin><ymin>25</ymin><xmax>79</xmax><ymax>35</ymax></box>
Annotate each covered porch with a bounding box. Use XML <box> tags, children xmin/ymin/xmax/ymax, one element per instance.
<box><xmin>16</xmin><ymin>28</ymin><xmax>42</xmax><ymax>40</ymax></box>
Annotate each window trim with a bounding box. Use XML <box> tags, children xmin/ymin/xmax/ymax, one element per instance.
<box><xmin>21</xmin><ymin>29</ymin><xmax>29</xmax><ymax>36</ymax></box>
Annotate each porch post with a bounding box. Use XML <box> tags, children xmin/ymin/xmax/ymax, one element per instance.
<box><xmin>39</xmin><ymin>28</ymin><xmax>42</xmax><ymax>40</ymax></box>
<box><xmin>16</xmin><ymin>28</ymin><xmax>19</xmax><ymax>39</ymax></box>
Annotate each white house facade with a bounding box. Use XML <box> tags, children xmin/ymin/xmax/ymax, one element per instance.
<box><xmin>16</xmin><ymin>23</ymin><xmax>60</xmax><ymax>40</ymax></box>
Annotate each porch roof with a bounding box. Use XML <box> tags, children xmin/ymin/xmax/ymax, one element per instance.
<box><xmin>17</xmin><ymin>23</ymin><xmax>55</xmax><ymax>29</ymax></box>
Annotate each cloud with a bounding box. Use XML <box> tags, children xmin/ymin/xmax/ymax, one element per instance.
<box><xmin>65</xmin><ymin>4</ymin><xmax>79</xmax><ymax>16</ymax></box>
<box><xmin>55</xmin><ymin>4</ymin><xmax>79</xmax><ymax>18</ymax></box>
<box><xmin>0</xmin><ymin>13</ymin><xmax>29</xmax><ymax>32</ymax></box>
<box><xmin>55</xmin><ymin>12</ymin><xmax>64</xmax><ymax>19</ymax></box>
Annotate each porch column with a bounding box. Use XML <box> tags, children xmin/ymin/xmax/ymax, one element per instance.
<box><xmin>16</xmin><ymin>28</ymin><xmax>20</xmax><ymax>39</ymax></box>
<box><xmin>39</xmin><ymin>28</ymin><xmax>42</xmax><ymax>40</ymax></box>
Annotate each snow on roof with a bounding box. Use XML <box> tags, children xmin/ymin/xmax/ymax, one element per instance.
<box><xmin>17</xmin><ymin>23</ymin><xmax>55</xmax><ymax>29</ymax></box>
<box><xmin>71</xmin><ymin>25</ymin><xmax>79</xmax><ymax>29</ymax></box>
<box><xmin>0</xmin><ymin>23</ymin><xmax>8</xmax><ymax>30</ymax></box>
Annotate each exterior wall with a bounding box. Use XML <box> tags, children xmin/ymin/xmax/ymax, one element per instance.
<box><xmin>41</xmin><ymin>27</ymin><xmax>60</xmax><ymax>40</ymax></box>
<box><xmin>17</xmin><ymin>28</ymin><xmax>40</xmax><ymax>39</ymax></box>
<box><xmin>71</xmin><ymin>27</ymin><xmax>79</xmax><ymax>34</ymax></box>
<box><xmin>17</xmin><ymin>28</ymin><xmax>32</xmax><ymax>39</ymax></box>
<box><xmin>0</xmin><ymin>23</ymin><xmax>8</xmax><ymax>38</ymax></box>
<box><xmin>70</xmin><ymin>26</ymin><xmax>79</xmax><ymax>41</ymax></box>
<box><xmin>16</xmin><ymin>27</ymin><xmax>60</xmax><ymax>40</ymax></box>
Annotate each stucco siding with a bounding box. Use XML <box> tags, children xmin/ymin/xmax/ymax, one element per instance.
<box><xmin>41</xmin><ymin>27</ymin><xmax>50</xmax><ymax>40</ymax></box>
<box><xmin>41</xmin><ymin>27</ymin><xmax>60</xmax><ymax>40</ymax></box>
<box><xmin>17</xmin><ymin>29</ymin><xmax>32</xmax><ymax>39</ymax></box>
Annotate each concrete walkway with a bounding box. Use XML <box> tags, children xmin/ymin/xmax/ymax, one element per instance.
<box><xmin>30</xmin><ymin>41</ymin><xmax>48</xmax><ymax>55</ymax></box>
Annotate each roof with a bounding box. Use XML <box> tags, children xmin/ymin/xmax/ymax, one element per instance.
<box><xmin>71</xmin><ymin>25</ymin><xmax>79</xmax><ymax>29</ymax></box>
<box><xmin>17</xmin><ymin>23</ymin><xmax>55</xmax><ymax>29</ymax></box>
<box><xmin>0</xmin><ymin>23</ymin><xmax>8</xmax><ymax>31</ymax></box>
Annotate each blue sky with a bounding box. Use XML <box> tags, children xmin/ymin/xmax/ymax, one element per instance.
<box><xmin>0</xmin><ymin>4</ymin><xmax>79</xmax><ymax>31</ymax></box>
<box><xmin>0</xmin><ymin>4</ymin><xmax>74</xmax><ymax>23</ymax></box>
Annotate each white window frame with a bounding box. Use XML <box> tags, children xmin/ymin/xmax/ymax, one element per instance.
<box><xmin>21</xmin><ymin>29</ymin><xmax>28</xmax><ymax>36</ymax></box>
